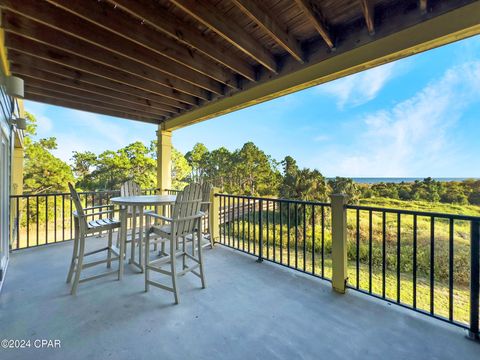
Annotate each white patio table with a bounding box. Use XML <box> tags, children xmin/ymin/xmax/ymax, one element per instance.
<box><xmin>110</xmin><ymin>195</ymin><xmax>176</xmax><ymax>272</ymax></box>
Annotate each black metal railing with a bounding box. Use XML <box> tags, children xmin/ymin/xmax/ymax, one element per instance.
<box><xmin>8</xmin><ymin>188</ymin><xmax>480</xmax><ymax>339</ymax></box>
<box><xmin>345</xmin><ymin>204</ymin><xmax>480</xmax><ymax>338</ymax></box>
<box><xmin>9</xmin><ymin>188</ymin><xmax>158</xmax><ymax>250</ymax></box>
<box><xmin>215</xmin><ymin>193</ymin><xmax>332</xmax><ymax>280</ymax></box>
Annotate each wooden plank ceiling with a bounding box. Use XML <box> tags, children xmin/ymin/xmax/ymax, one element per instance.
<box><xmin>0</xmin><ymin>0</ymin><xmax>477</xmax><ymax>125</ymax></box>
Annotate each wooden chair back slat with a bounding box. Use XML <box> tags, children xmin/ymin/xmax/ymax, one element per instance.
<box><xmin>200</xmin><ymin>183</ymin><xmax>213</xmax><ymax>213</ymax></box>
<box><xmin>68</xmin><ymin>183</ymin><xmax>88</xmax><ymax>230</ymax></box>
<box><xmin>172</xmin><ymin>183</ymin><xmax>202</xmax><ymax>238</ymax></box>
<box><xmin>121</xmin><ymin>180</ymin><xmax>141</xmax><ymax>213</ymax></box>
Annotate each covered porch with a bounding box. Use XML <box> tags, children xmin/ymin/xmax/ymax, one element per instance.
<box><xmin>1</xmin><ymin>0</ymin><xmax>480</xmax><ymax>359</ymax></box>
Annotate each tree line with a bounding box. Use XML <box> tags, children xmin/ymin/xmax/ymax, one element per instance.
<box><xmin>23</xmin><ymin>112</ymin><xmax>480</xmax><ymax>206</ymax></box>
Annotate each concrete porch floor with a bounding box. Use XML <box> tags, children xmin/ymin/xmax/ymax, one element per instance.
<box><xmin>0</xmin><ymin>236</ymin><xmax>478</xmax><ymax>360</ymax></box>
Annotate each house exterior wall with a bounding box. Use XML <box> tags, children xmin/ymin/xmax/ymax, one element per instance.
<box><xmin>0</xmin><ymin>82</ymin><xmax>13</xmax><ymax>285</ymax></box>
<box><xmin>0</xmin><ymin>26</ymin><xmax>22</xmax><ymax>288</ymax></box>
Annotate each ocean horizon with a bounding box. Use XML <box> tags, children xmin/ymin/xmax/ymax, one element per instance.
<box><xmin>341</xmin><ymin>177</ymin><xmax>479</xmax><ymax>184</ymax></box>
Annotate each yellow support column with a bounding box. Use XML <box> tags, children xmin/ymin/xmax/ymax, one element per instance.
<box><xmin>156</xmin><ymin>126</ymin><xmax>172</xmax><ymax>194</ymax></box>
<box><xmin>331</xmin><ymin>194</ymin><xmax>348</xmax><ymax>293</ymax></box>
<box><xmin>209</xmin><ymin>187</ymin><xmax>220</xmax><ymax>245</ymax></box>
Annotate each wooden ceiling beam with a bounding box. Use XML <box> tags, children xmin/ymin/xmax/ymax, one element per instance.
<box><xmin>293</xmin><ymin>0</ymin><xmax>334</xmax><ymax>48</ymax></box>
<box><xmin>25</xmin><ymin>85</ymin><xmax>168</xmax><ymax>119</ymax></box>
<box><xmin>360</xmin><ymin>0</ymin><xmax>375</xmax><ymax>35</ymax></box>
<box><xmin>169</xmin><ymin>0</ymin><xmax>278</xmax><ymax>73</ymax></box>
<box><xmin>5</xmin><ymin>34</ymin><xmax>200</xmax><ymax>106</ymax></box>
<box><xmin>25</xmin><ymin>93</ymin><xmax>161</xmax><ymax>125</ymax></box>
<box><xmin>8</xmin><ymin>51</ymin><xmax>189</xmax><ymax>111</ymax></box>
<box><xmin>42</xmin><ymin>0</ymin><xmax>235</xmax><ymax>88</ymax></box>
<box><xmin>2</xmin><ymin>13</ymin><xmax>215</xmax><ymax>99</ymax></box>
<box><xmin>231</xmin><ymin>0</ymin><xmax>304</xmax><ymax>62</ymax></box>
<box><xmin>24</xmin><ymin>79</ymin><xmax>172</xmax><ymax>118</ymax></box>
<box><xmin>107</xmin><ymin>0</ymin><xmax>256</xmax><ymax>82</ymax></box>
<box><xmin>10</xmin><ymin>63</ymin><xmax>179</xmax><ymax>114</ymax></box>
<box><xmin>0</xmin><ymin>2</ymin><xmax>225</xmax><ymax>94</ymax></box>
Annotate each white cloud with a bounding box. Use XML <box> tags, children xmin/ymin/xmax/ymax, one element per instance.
<box><xmin>36</xmin><ymin>115</ymin><xmax>53</xmax><ymax>133</ymax></box>
<box><xmin>313</xmin><ymin>134</ymin><xmax>329</xmax><ymax>142</ymax></box>
<box><xmin>319</xmin><ymin>62</ymin><xmax>396</xmax><ymax>109</ymax></box>
<box><xmin>312</xmin><ymin>61</ymin><xmax>480</xmax><ymax>177</ymax></box>
<box><xmin>67</xmin><ymin>110</ymin><xmax>129</xmax><ymax>148</ymax></box>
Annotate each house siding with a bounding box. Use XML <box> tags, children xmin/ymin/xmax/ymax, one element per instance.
<box><xmin>0</xmin><ymin>84</ymin><xmax>13</xmax><ymax>285</ymax></box>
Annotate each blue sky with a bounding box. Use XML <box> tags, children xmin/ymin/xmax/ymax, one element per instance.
<box><xmin>25</xmin><ymin>35</ymin><xmax>480</xmax><ymax>178</ymax></box>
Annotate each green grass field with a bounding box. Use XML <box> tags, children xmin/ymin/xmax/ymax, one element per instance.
<box><xmin>359</xmin><ymin>197</ymin><xmax>480</xmax><ymax>217</ymax></box>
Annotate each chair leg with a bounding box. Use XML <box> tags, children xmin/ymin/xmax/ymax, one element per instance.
<box><xmin>107</xmin><ymin>229</ymin><xmax>113</xmax><ymax>268</ymax></box>
<box><xmin>145</xmin><ymin>231</ymin><xmax>150</xmax><ymax>292</ymax></box>
<box><xmin>71</xmin><ymin>232</ymin><xmax>86</xmax><ymax>295</ymax></box>
<box><xmin>170</xmin><ymin>236</ymin><xmax>179</xmax><ymax>304</ymax></box>
<box><xmin>197</xmin><ymin>229</ymin><xmax>206</xmax><ymax>289</ymax></box>
<box><xmin>118</xmin><ymin>215</ymin><xmax>125</xmax><ymax>281</ymax></box>
<box><xmin>138</xmin><ymin>207</ymin><xmax>144</xmax><ymax>272</ymax></box>
<box><xmin>191</xmin><ymin>233</ymin><xmax>196</xmax><ymax>257</ymax></box>
<box><xmin>182</xmin><ymin>235</ymin><xmax>187</xmax><ymax>271</ymax></box>
<box><xmin>131</xmin><ymin>212</ymin><xmax>137</xmax><ymax>262</ymax></box>
<box><xmin>66</xmin><ymin>219</ymin><xmax>79</xmax><ymax>284</ymax></box>
<box><xmin>209</xmin><ymin>229</ymin><xmax>214</xmax><ymax>248</ymax></box>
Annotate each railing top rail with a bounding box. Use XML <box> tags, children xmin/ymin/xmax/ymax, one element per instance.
<box><xmin>214</xmin><ymin>192</ymin><xmax>331</xmax><ymax>206</ymax></box>
<box><xmin>346</xmin><ymin>204</ymin><xmax>480</xmax><ymax>222</ymax></box>
<box><xmin>10</xmin><ymin>188</ymin><xmax>159</xmax><ymax>198</ymax></box>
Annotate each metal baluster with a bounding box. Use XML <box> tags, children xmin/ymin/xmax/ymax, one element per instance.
<box><xmin>449</xmin><ymin>218</ymin><xmax>454</xmax><ymax>322</ymax></box>
<box><xmin>45</xmin><ymin>195</ymin><xmax>49</xmax><ymax>244</ymax></box>
<box><xmin>303</xmin><ymin>204</ymin><xmax>307</xmax><ymax>272</ymax></box>
<box><xmin>62</xmin><ymin>194</ymin><xmax>65</xmax><ymax>241</ymax></box>
<box><xmin>231</xmin><ymin>197</ymin><xmax>235</xmax><ymax>248</ymax></box>
<box><xmin>311</xmin><ymin>205</ymin><xmax>315</xmax><ymax>275</ymax></box>
<box><xmin>413</xmin><ymin>214</ymin><xmax>418</xmax><ymax>309</ymax></box>
<box><xmin>16</xmin><ymin>197</ymin><xmax>20</xmax><ymax>249</ymax></box>
<box><xmin>356</xmin><ymin>209</ymin><xmax>360</xmax><ymax>289</ymax></box>
<box><xmin>228</xmin><ymin>196</ymin><xmax>231</xmax><ymax>247</ymax></box>
<box><xmin>237</xmin><ymin>197</ymin><xmax>240</xmax><ymax>249</ymax></box>
<box><xmin>223</xmin><ymin>196</ymin><xmax>226</xmax><ymax>244</ymax></box>
<box><xmin>469</xmin><ymin>220</ymin><xmax>479</xmax><ymax>340</ymax></box>
<box><xmin>382</xmin><ymin>211</ymin><xmax>386</xmax><ymax>298</ymax></box>
<box><xmin>257</xmin><ymin>199</ymin><xmax>263</xmax><ymax>262</ymax></box>
<box><xmin>70</xmin><ymin>196</ymin><xmax>73</xmax><ymax>240</ymax></box>
<box><xmin>430</xmin><ymin>216</ymin><xmax>435</xmax><ymax>314</ymax></box>
<box><xmin>322</xmin><ymin>206</ymin><xmax>325</xmax><ymax>278</ymax></box>
<box><xmin>279</xmin><ymin>202</ymin><xmax>283</xmax><ymax>264</ymax></box>
<box><xmin>253</xmin><ymin>199</ymin><xmax>256</xmax><ymax>254</ymax></box>
<box><xmin>27</xmin><ymin>197</ymin><xmax>30</xmax><ymax>248</ymax></box>
<box><xmin>369</xmin><ymin>210</ymin><xmax>373</xmax><ymax>293</ymax></box>
<box><xmin>273</xmin><ymin>201</ymin><xmax>276</xmax><ymax>262</ymax></box>
<box><xmin>287</xmin><ymin>202</ymin><xmax>291</xmax><ymax>267</ymax></box>
<box><xmin>242</xmin><ymin>198</ymin><xmax>245</xmax><ymax>251</ymax></box>
<box><xmin>295</xmin><ymin>203</ymin><xmax>298</xmax><ymax>269</ymax></box>
<box><xmin>397</xmin><ymin>213</ymin><xmax>401</xmax><ymax>303</ymax></box>
<box><xmin>266</xmin><ymin>200</ymin><xmax>269</xmax><ymax>259</ymax></box>
<box><xmin>247</xmin><ymin>198</ymin><xmax>251</xmax><ymax>253</ymax></box>
<box><xmin>54</xmin><ymin>195</ymin><xmax>57</xmax><ymax>243</ymax></box>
